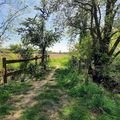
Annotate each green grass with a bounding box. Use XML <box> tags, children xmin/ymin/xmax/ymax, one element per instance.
<box><xmin>19</xmin><ymin>55</ymin><xmax>93</xmax><ymax>120</ymax></box>
<box><xmin>0</xmin><ymin>82</ymin><xmax>32</xmax><ymax>118</ymax></box>
<box><xmin>53</xmin><ymin>57</ymin><xmax>120</xmax><ymax>120</ymax></box>
<box><xmin>20</xmin><ymin>85</ymin><xmax>61</xmax><ymax>120</ymax></box>
<box><xmin>49</xmin><ymin>55</ymin><xmax>70</xmax><ymax>68</ymax></box>
<box><xmin>61</xmin><ymin>100</ymin><xmax>90</xmax><ymax>120</ymax></box>
<box><xmin>20</xmin><ymin>104</ymin><xmax>49</xmax><ymax>120</ymax></box>
<box><xmin>0</xmin><ymin>49</ymin><xmax>20</xmax><ymax>70</ymax></box>
<box><xmin>1</xmin><ymin>54</ymin><xmax>120</xmax><ymax>120</ymax></box>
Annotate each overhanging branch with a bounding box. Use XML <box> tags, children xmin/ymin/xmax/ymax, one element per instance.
<box><xmin>109</xmin><ymin>36</ymin><xmax>120</xmax><ymax>56</ymax></box>
<box><xmin>0</xmin><ymin>6</ymin><xmax>28</xmax><ymax>38</ymax></box>
<box><xmin>74</xmin><ymin>0</ymin><xmax>92</xmax><ymax>7</ymax></box>
<box><xmin>0</xmin><ymin>0</ymin><xmax>6</xmax><ymax>6</ymax></box>
<box><xmin>111</xmin><ymin>50</ymin><xmax>120</xmax><ymax>63</ymax></box>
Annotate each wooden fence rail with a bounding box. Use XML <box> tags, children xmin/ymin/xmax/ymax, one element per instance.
<box><xmin>2</xmin><ymin>56</ymin><xmax>41</xmax><ymax>84</ymax></box>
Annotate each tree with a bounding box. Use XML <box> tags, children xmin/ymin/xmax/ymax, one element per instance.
<box><xmin>9</xmin><ymin>44</ymin><xmax>22</xmax><ymax>53</ymax></box>
<box><xmin>18</xmin><ymin>0</ymin><xmax>60</xmax><ymax>69</ymax></box>
<box><xmin>18</xmin><ymin>16</ymin><xmax>59</xmax><ymax>69</ymax></box>
<box><xmin>52</xmin><ymin>0</ymin><xmax>120</xmax><ymax>84</ymax></box>
<box><xmin>0</xmin><ymin>0</ymin><xmax>28</xmax><ymax>44</ymax></box>
<box><xmin>9</xmin><ymin>44</ymin><xmax>34</xmax><ymax>55</ymax></box>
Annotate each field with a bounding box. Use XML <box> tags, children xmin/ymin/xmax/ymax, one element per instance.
<box><xmin>0</xmin><ymin>53</ymin><xmax>68</xmax><ymax>70</ymax></box>
<box><xmin>49</xmin><ymin>53</ymin><xmax>68</xmax><ymax>58</ymax></box>
<box><xmin>0</xmin><ymin>49</ymin><xmax>20</xmax><ymax>71</ymax></box>
<box><xmin>0</xmin><ymin>52</ymin><xmax>68</xmax><ymax>74</ymax></box>
<box><xmin>49</xmin><ymin>54</ymin><xmax>69</xmax><ymax>68</ymax></box>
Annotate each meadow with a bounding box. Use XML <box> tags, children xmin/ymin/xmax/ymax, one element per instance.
<box><xmin>0</xmin><ymin>49</ymin><xmax>20</xmax><ymax>71</ymax></box>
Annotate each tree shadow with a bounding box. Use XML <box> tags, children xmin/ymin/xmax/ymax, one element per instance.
<box><xmin>19</xmin><ymin>70</ymin><xmax>63</xmax><ymax>120</ymax></box>
<box><xmin>0</xmin><ymin>82</ymin><xmax>32</xmax><ymax>119</ymax></box>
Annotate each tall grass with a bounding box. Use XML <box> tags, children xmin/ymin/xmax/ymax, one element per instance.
<box><xmin>53</xmin><ymin>57</ymin><xmax>120</xmax><ymax>120</ymax></box>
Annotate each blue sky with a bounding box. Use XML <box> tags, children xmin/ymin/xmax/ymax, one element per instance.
<box><xmin>0</xmin><ymin>0</ymin><xmax>69</xmax><ymax>52</ymax></box>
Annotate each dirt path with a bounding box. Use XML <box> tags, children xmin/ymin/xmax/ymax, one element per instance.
<box><xmin>3</xmin><ymin>69</ymin><xmax>57</xmax><ymax>120</ymax></box>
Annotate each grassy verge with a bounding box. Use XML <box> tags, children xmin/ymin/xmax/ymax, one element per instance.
<box><xmin>54</xmin><ymin>67</ymin><xmax>120</xmax><ymax>120</ymax></box>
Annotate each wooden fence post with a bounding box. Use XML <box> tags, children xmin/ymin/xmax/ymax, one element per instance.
<box><xmin>2</xmin><ymin>57</ymin><xmax>7</xmax><ymax>83</ymax></box>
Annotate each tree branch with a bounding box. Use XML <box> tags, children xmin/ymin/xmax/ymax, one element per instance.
<box><xmin>113</xmin><ymin>4</ymin><xmax>120</xmax><ymax>17</ymax></box>
<box><xmin>92</xmin><ymin>0</ymin><xmax>102</xmax><ymax>41</ymax></box>
<box><xmin>0</xmin><ymin>0</ymin><xmax>6</xmax><ymax>6</ymax></box>
<box><xmin>111</xmin><ymin>50</ymin><xmax>120</xmax><ymax>63</ymax></box>
<box><xmin>97</xmin><ymin>5</ymin><xmax>101</xmax><ymax>26</ymax></box>
<box><xmin>114</xmin><ymin>50</ymin><xmax>120</xmax><ymax>58</ymax></box>
<box><xmin>110</xmin><ymin>30</ymin><xmax>119</xmax><ymax>38</ymax></box>
<box><xmin>109</xmin><ymin>36</ymin><xmax>120</xmax><ymax>56</ymax></box>
<box><xmin>0</xmin><ymin>6</ymin><xmax>28</xmax><ymax>38</ymax></box>
<box><xmin>72</xmin><ymin>3</ymin><xmax>92</xmax><ymax>12</ymax></box>
<box><xmin>74</xmin><ymin>0</ymin><xmax>92</xmax><ymax>7</ymax></box>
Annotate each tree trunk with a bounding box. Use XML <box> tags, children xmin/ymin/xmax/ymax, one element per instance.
<box><xmin>41</xmin><ymin>45</ymin><xmax>46</xmax><ymax>70</ymax></box>
<box><xmin>92</xmin><ymin>48</ymin><xmax>110</xmax><ymax>84</ymax></box>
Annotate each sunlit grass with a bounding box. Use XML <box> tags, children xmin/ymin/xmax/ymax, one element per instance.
<box><xmin>20</xmin><ymin>85</ymin><xmax>61</xmax><ymax>120</ymax></box>
<box><xmin>54</xmin><ymin>64</ymin><xmax>120</xmax><ymax>120</ymax></box>
<box><xmin>49</xmin><ymin>55</ymin><xmax>70</xmax><ymax>68</ymax></box>
<box><xmin>0</xmin><ymin>82</ymin><xmax>32</xmax><ymax>118</ymax></box>
<box><xmin>0</xmin><ymin>51</ymin><xmax>20</xmax><ymax>70</ymax></box>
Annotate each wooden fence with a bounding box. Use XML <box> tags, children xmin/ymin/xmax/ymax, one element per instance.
<box><xmin>2</xmin><ymin>56</ymin><xmax>41</xmax><ymax>84</ymax></box>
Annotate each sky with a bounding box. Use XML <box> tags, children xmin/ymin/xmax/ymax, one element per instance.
<box><xmin>0</xmin><ymin>0</ymin><xmax>69</xmax><ymax>52</ymax></box>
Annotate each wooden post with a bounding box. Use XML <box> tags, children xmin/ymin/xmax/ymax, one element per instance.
<box><xmin>2</xmin><ymin>57</ymin><xmax>7</xmax><ymax>83</ymax></box>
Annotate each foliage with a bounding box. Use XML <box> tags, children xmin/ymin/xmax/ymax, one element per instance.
<box><xmin>9</xmin><ymin>44</ymin><xmax>22</xmax><ymax>53</ymax></box>
<box><xmin>109</xmin><ymin>56</ymin><xmax>120</xmax><ymax>83</ymax></box>
<box><xmin>54</xmin><ymin>58</ymin><xmax>120</xmax><ymax>120</ymax></box>
<box><xmin>18</xmin><ymin>17</ymin><xmax>58</xmax><ymax>49</ymax></box>
<box><xmin>18</xmin><ymin>15</ymin><xmax>59</xmax><ymax>69</ymax></box>
<box><xmin>19</xmin><ymin>46</ymin><xmax>33</xmax><ymax>59</ymax></box>
<box><xmin>70</xmin><ymin>35</ymin><xmax>92</xmax><ymax>60</ymax></box>
<box><xmin>52</xmin><ymin>0</ymin><xmax>120</xmax><ymax>84</ymax></box>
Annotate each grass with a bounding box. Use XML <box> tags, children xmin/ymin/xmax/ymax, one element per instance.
<box><xmin>53</xmin><ymin>57</ymin><xmax>120</xmax><ymax>120</ymax></box>
<box><xmin>20</xmin><ymin>55</ymin><xmax>120</xmax><ymax>120</ymax></box>
<box><xmin>0</xmin><ymin>49</ymin><xmax>20</xmax><ymax>70</ymax></box>
<box><xmin>20</xmin><ymin>84</ymin><xmax>61</xmax><ymax>120</ymax></box>
<box><xmin>0</xmin><ymin>61</ymin><xmax>53</xmax><ymax>119</ymax></box>
<box><xmin>0</xmin><ymin>82</ymin><xmax>32</xmax><ymax>118</ymax></box>
<box><xmin>0</xmin><ymin>54</ymin><xmax>120</xmax><ymax>120</ymax></box>
<box><xmin>49</xmin><ymin>55</ymin><xmax>69</xmax><ymax>68</ymax></box>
